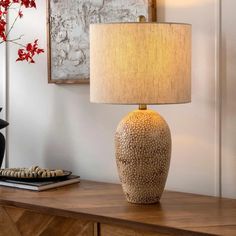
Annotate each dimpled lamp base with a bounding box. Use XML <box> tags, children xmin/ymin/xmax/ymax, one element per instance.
<box><xmin>115</xmin><ymin>109</ymin><xmax>171</xmax><ymax>204</ymax></box>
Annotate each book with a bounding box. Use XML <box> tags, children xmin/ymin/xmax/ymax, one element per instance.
<box><xmin>0</xmin><ymin>175</ymin><xmax>80</xmax><ymax>191</ymax></box>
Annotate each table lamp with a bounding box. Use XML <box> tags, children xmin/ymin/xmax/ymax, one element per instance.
<box><xmin>90</xmin><ymin>18</ymin><xmax>191</xmax><ymax>204</ymax></box>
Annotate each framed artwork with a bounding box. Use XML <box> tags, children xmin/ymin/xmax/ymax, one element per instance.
<box><xmin>47</xmin><ymin>0</ymin><xmax>156</xmax><ymax>84</ymax></box>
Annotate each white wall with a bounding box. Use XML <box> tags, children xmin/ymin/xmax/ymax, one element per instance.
<box><xmin>0</xmin><ymin>43</ymin><xmax>6</xmax><ymax>117</ymax></box>
<box><xmin>157</xmin><ymin>0</ymin><xmax>220</xmax><ymax>196</ymax></box>
<box><xmin>0</xmin><ymin>0</ymin><xmax>229</xmax><ymax>197</ymax></box>
<box><xmin>221</xmin><ymin>0</ymin><xmax>236</xmax><ymax>198</ymax></box>
<box><xmin>0</xmin><ymin>46</ymin><xmax>4</xmax><ymax>108</ymax></box>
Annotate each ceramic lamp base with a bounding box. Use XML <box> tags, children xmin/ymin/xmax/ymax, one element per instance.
<box><xmin>115</xmin><ymin>109</ymin><xmax>171</xmax><ymax>204</ymax></box>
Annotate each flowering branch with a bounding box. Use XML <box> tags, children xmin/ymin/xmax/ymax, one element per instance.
<box><xmin>0</xmin><ymin>0</ymin><xmax>44</xmax><ymax>63</ymax></box>
<box><xmin>5</xmin><ymin>5</ymin><xmax>21</xmax><ymax>38</ymax></box>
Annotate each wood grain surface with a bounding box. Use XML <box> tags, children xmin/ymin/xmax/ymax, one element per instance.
<box><xmin>0</xmin><ymin>180</ymin><xmax>236</xmax><ymax>235</ymax></box>
<box><xmin>100</xmin><ymin>224</ymin><xmax>169</xmax><ymax>236</ymax></box>
<box><xmin>0</xmin><ymin>206</ymin><xmax>94</xmax><ymax>236</ymax></box>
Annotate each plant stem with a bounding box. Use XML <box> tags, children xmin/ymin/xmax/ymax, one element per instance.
<box><xmin>6</xmin><ymin>6</ymin><xmax>21</xmax><ymax>38</ymax></box>
<box><xmin>7</xmin><ymin>34</ymin><xmax>24</xmax><ymax>42</ymax></box>
<box><xmin>10</xmin><ymin>41</ymin><xmax>25</xmax><ymax>48</ymax></box>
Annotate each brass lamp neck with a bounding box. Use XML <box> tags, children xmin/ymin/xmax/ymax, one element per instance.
<box><xmin>139</xmin><ymin>104</ymin><xmax>147</xmax><ymax>110</ymax></box>
<box><xmin>137</xmin><ymin>17</ymin><xmax>147</xmax><ymax>112</ymax></box>
<box><xmin>137</xmin><ymin>15</ymin><xmax>146</xmax><ymax>23</ymax></box>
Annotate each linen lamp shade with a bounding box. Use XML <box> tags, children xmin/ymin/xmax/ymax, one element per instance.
<box><xmin>90</xmin><ymin>23</ymin><xmax>191</xmax><ymax>105</ymax></box>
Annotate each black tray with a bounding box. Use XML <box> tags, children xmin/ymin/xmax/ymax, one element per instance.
<box><xmin>0</xmin><ymin>170</ymin><xmax>72</xmax><ymax>182</ymax></box>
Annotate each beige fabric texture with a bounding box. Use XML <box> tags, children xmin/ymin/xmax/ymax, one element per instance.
<box><xmin>90</xmin><ymin>23</ymin><xmax>191</xmax><ymax>104</ymax></box>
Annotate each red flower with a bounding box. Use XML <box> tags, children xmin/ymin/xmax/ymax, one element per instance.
<box><xmin>0</xmin><ymin>0</ymin><xmax>11</xmax><ymax>10</ymax></box>
<box><xmin>20</xmin><ymin>0</ymin><xmax>36</xmax><ymax>8</ymax></box>
<box><xmin>0</xmin><ymin>18</ymin><xmax>6</xmax><ymax>41</ymax></box>
<box><xmin>16</xmin><ymin>39</ymin><xmax>44</xmax><ymax>63</ymax></box>
<box><xmin>0</xmin><ymin>0</ymin><xmax>37</xmax><ymax>9</ymax></box>
<box><xmin>0</xmin><ymin>10</ymin><xmax>7</xmax><ymax>17</ymax></box>
<box><xmin>18</xmin><ymin>10</ymin><xmax>23</xmax><ymax>18</ymax></box>
<box><xmin>0</xmin><ymin>0</ymin><xmax>43</xmax><ymax>63</ymax></box>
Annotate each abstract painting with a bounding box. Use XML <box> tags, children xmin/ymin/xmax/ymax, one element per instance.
<box><xmin>47</xmin><ymin>0</ymin><xmax>155</xmax><ymax>84</ymax></box>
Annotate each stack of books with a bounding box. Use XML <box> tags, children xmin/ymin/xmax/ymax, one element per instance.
<box><xmin>0</xmin><ymin>175</ymin><xmax>80</xmax><ymax>191</ymax></box>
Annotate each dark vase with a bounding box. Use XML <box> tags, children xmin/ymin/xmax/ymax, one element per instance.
<box><xmin>0</xmin><ymin>108</ymin><xmax>9</xmax><ymax>168</ymax></box>
<box><xmin>0</xmin><ymin>133</ymin><xmax>5</xmax><ymax>168</ymax></box>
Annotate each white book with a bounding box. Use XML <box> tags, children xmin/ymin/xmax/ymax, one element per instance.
<box><xmin>0</xmin><ymin>175</ymin><xmax>80</xmax><ymax>191</ymax></box>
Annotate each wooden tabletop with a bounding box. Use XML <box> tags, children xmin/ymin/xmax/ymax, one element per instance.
<box><xmin>0</xmin><ymin>180</ymin><xmax>236</xmax><ymax>236</ymax></box>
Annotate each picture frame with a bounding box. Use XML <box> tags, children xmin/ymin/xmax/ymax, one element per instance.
<box><xmin>47</xmin><ymin>0</ymin><xmax>156</xmax><ymax>84</ymax></box>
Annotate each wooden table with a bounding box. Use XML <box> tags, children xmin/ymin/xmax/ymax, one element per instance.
<box><xmin>0</xmin><ymin>180</ymin><xmax>236</xmax><ymax>236</ymax></box>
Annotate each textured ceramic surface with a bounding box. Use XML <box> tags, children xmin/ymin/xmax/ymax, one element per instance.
<box><xmin>115</xmin><ymin>109</ymin><xmax>171</xmax><ymax>204</ymax></box>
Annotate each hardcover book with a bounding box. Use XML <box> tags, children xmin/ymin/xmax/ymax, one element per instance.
<box><xmin>0</xmin><ymin>175</ymin><xmax>80</xmax><ymax>191</ymax></box>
